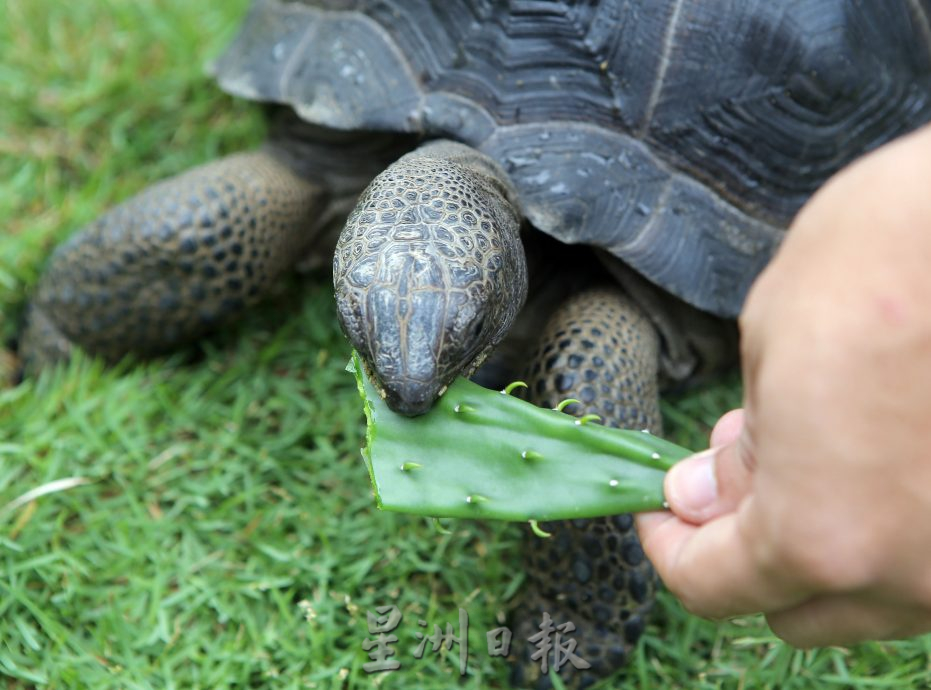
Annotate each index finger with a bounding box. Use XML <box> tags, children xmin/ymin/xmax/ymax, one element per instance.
<box><xmin>636</xmin><ymin>444</ymin><xmax>814</xmax><ymax>619</ymax></box>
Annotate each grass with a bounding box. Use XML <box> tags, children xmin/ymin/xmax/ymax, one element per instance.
<box><xmin>1</xmin><ymin>1</ymin><xmax>930</xmax><ymax>688</ymax></box>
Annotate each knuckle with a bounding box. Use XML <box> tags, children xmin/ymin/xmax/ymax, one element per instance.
<box><xmin>660</xmin><ymin>565</ymin><xmax>732</xmax><ymax>620</ymax></box>
<box><xmin>766</xmin><ymin>613</ymin><xmax>819</xmax><ymax>649</ymax></box>
<box><xmin>651</xmin><ymin>557</ymin><xmax>706</xmax><ymax>617</ymax></box>
<box><xmin>661</xmin><ymin>574</ymin><xmax>707</xmax><ymax>617</ymax></box>
<box><xmin>757</xmin><ymin>524</ymin><xmax>874</xmax><ymax>593</ymax></box>
<box><xmin>736</xmin><ymin>438</ymin><xmax>757</xmax><ymax>474</ymax></box>
<box><xmin>676</xmin><ymin>591</ymin><xmax>721</xmax><ymax>620</ymax></box>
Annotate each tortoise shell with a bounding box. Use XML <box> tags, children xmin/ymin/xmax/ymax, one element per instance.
<box><xmin>213</xmin><ymin>0</ymin><xmax>931</xmax><ymax>317</ymax></box>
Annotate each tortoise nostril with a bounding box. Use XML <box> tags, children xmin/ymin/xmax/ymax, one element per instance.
<box><xmin>384</xmin><ymin>379</ymin><xmax>443</xmax><ymax>416</ymax></box>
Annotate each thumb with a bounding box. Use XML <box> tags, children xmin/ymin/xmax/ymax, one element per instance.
<box><xmin>665</xmin><ymin>409</ymin><xmax>755</xmax><ymax>524</ymax></box>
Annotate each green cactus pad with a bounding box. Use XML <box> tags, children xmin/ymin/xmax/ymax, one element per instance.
<box><xmin>350</xmin><ymin>352</ymin><xmax>693</xmax><ymax>522</ymax></box>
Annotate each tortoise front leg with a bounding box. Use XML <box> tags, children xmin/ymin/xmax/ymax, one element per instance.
<box><xmin>21</xmin><ymin>147</ymin><xmax>326</xmax><ymax>369</ymax></box>
<box><xmin>512</xmin><ymin>286</ymin><xmax>662</xmax><ymax>689</ymax></box>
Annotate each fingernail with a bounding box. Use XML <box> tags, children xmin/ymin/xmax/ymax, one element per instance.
<box><xmin>667</xmin><ymin>450</ymin><xmax>718</xmax><ymax>517</ymax></box>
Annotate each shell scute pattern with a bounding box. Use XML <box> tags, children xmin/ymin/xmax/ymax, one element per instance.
<box><xmin>218</xmin><ymin>0</ymin><xmax>931</xmax><ymax>318</ymax></box>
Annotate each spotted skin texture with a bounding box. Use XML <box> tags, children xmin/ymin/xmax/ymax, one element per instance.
<box><xmin>334</xmin><ymin>141</ymin><xmax>527</xmax><ymax>415</ymax></box>
<box><xmin>511</xmin><ymin>287</ymin><xmax>661</xmax><ymax>690</ymax></box>
<box><xmin>18</xmin><ymin>303</ymin><xmax>74</xmax><ymax>372</ymax></box>
<box><xmin>22</xmin><ymin>149</ymin><xmax>324</xmax><ymax>366</ymax></box>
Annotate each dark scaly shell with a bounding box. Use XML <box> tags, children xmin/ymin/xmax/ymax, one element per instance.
<box><xmin>214</xmin><ymin>0</ymin><xmax>931</xmax><ymax>316</ymax></box>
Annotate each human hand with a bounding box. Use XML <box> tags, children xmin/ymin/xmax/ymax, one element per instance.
<box><xmin>636</xmin><ymin>125</ymin><xmax>931</xmax><ymax>647</ymax></box>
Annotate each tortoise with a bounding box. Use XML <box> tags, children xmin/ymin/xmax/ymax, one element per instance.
<box><xmin>20</xmin><ymin>0</ymin><xmax>931</xmax><ymax>685</ymax></box>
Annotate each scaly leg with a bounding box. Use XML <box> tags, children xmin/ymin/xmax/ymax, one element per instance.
<box><xmin>512</xmin><ymin>286</ymin><xmax>662</xmax><ymax>689</ymax></box>
<box><xmin>21</xmin><ymin>146</ymin><xmax>325</xmax><ymax>368</ymax></box>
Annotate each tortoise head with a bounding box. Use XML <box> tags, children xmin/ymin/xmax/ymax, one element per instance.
<box><xmin>334</xmin><ymin>142</ymin><xmax>527</xmax><ymax>416</ymax></box>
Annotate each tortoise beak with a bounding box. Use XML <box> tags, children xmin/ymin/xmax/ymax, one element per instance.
<box><xmin>335</xmin><ymin>246</ymin><xmax>478</xmax><ymax>416</ymax></box>
<box><xmin>380</xmin><ymin>378</ymin><xmax>444</xmax><ymax>416</ymax></box>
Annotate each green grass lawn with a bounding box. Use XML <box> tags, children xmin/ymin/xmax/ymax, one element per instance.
<box><xmin>2</xmin><ymin>1</ymin><xmax>930</xmax><ymax>688</ymax></box>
